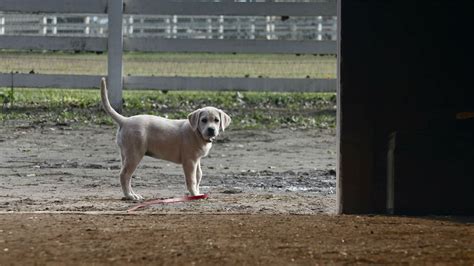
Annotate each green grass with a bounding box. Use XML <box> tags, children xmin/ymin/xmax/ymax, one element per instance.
<box><xmin>0</xmin><ymin>51</ymin><xmax>336</xmax><ymax>79</ymax></box>
<box><xmin>0</xmin><ymin>88</ymin><xmax>336</xmax><ymax>130</ymax></box>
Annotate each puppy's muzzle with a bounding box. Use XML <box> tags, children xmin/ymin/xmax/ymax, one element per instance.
<box><xmin>207</xmin><ymin>128</ymin><xmax>216</xmax><ymax>137</ymax></box>
<box><xmin>203</xmin><ymin>128</ymin><xmax>217</xmax><ymax>143</ymax></box>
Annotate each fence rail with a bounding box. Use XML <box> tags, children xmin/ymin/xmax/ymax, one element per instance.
<box><xmin>0</xmin><ymin>35</ymin><xmax>106</xmax><ymax>51</ymax></box>
<box><xmin>0</xmin><ymin>0</ymin><xmax>108</xmax><ymax>14</ymax></box>
<box><xmin>123</xmin><ymin>1</ymin><xmax>336</xmax><ymax>16</ymax></box>
<box><xmin>0</xmin><ymin>0</ymin><xmax>336</xmax><ymax>16</ymax></box>
<box><xmin>0</xmin><ymin>73</ymin><xmax>100</xmax><ymax>88</ymax></box>
<box><xmin>0</xmin><ymin>14</ymin><xmax>336</xmax><ymax>41</ymax></box>
<box><xmin>0</xmin><ymin>0</ymin><xmax>337</xmax><ymax>111</ymax></box>
<box><xmin>0</xmin><ymin>73</ymin><xmax>336</xmax><ymax>93</ymax></box>
<box><xmin>125</xmin><ymin>39</ymin><xmax>336</xmax><ymax>54</ymax></box>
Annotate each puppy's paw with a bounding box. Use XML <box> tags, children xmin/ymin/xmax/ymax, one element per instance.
<box><xmin>122</xmin><ymin>192</ymin><xmax>144</xmax><ymax>201</ymax></box>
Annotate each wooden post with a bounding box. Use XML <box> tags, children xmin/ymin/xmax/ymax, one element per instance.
<box><xmin>317</xmin><ymin>16</ymin><xmax>323</xmax><ymax>41</ymax></box>
<box><xmin>41</xmin><ymin>16</ymin><xmax>47</xmax><ymax>35</ymax></box>
<box><xmin>0</xmin><ymin>16</ymin><xmax>5</xmax><ymax>35</ymax></box>
<box><xmin>336</xmin><ymin>0</ymin><xmax>342</xmax><ymax>214</ymax></box>
<box><xmin>207</xmin><ymin>17</ymin><xmax>212</xmax><ymax>39</ymax></box>
<box><xmin>107</xmin><ymin>0</ymin><xmax>123</xmax><ymax>112</ymax></box>
<box><xmin>250</xmin><ymin>18</ymin><xmax>255</xmax><ymax>40</ymax></box>
<box><xmin>84</xmin><ymin>16</ymin><xmax>90</xmax><ymax>35</ymax></box>
<box><xmin>337</xmin><ymin>0</ymin><xmax>376</xmax><ymax>214</ymax></box>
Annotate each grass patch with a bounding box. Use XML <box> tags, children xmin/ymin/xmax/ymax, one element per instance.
<box><xmin>0</xmin><ymin>88</ymin><xmax>336</xmax><ymax>130</ymax></box>
<box><xmin>0</xmin><ymin>51</ymin><xmax>336</xmax><ymax>79</ymax></box>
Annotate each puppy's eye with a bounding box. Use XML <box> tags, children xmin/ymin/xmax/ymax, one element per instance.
<box><xmin>201</xmin><ymin>118</ymin><xmax>208</xmax><ymax>123</ymax></box>
<box><xmin>214</xmin><ymin>118</ymin><xmax>220</xmax><ymax>123</ymax></box>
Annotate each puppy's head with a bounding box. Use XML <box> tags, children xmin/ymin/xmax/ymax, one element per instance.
<box><xmin>188</xmin><ymin>107</ymin><xmax>231</xmax><ymax>143</ymax></box>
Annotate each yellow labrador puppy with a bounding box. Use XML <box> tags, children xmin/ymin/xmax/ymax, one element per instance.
<box><xmin>100</xmin><ymin>78</ymin><xmax>231</xmax><ymax>200</ymax></box>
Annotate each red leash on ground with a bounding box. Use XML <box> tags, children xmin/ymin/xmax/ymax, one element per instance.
<box><xmin>127</xmin><ymin>194</ymin><xmax>209</xmax><ymax>212</ymax></box>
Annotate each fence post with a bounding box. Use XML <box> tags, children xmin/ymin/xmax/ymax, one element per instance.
<box><xmin>84</xmin><ymin>16</ymin><xmax>90</xmax><ymax>35</ymax></box>
<box><xmin>107</xmin><ymin>0</ymin><xmax>123</xmax><ymax>112</ymax></box>
<box><xmin>218</xmin><ymin>15</ymin><xmax>224</xmax><ymax>39</ymax></box>
<box><xmin>317</xmin><ymin>16</ymin><xmax>323</xmax><ymax>41</ymax></box>
<box><xmin>0</xmin><ymin>16</ymin><xmax>5</xmax><ymax>35</ymax></box>
<box><xmin>41</xmin><ymin>16</ymin><xmax>47</xmax><ymax>35</ymax></box>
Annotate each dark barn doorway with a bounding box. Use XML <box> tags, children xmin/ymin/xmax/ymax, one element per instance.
<box><xmin>336</xmin><ymin>1</ymin><xmax>474</xmax><ymax>215</ymax></box>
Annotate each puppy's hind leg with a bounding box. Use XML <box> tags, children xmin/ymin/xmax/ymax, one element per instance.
<box><xmin>119</xmin><ymin>152</ymin><xmax>144</xmax><ymax>200</ymax></box>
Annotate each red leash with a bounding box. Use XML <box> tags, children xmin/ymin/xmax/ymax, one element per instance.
<box><xmin>127</xmin><ymin>194</ymin><xmax>209</xmax><ymax>212</ymax></box>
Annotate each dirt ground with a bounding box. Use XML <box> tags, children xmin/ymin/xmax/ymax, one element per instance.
<box><xmin>0</xmin><ymin>214</ymin><xmax>473</xmax><ymax>265</ymax></box>
<box><xmin>1</xmin><ymin>122</ymin><xmax>473</xmax><ymax>265</ymax></box>
<box><xmin>0</xmin><ymin>122</ymin><xmax>336</xmax><ymax>214</ymax></box>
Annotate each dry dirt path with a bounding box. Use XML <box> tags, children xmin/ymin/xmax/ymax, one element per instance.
<box><xmin>0</xmin><ymin>123</ymin><xmax>336</xmax><ymax>214</ymax></box>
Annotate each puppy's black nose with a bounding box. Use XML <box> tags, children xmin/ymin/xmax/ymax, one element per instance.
<box><xmin>207</xmin><ymin>128</ymin><xmax>216</xmax><ymax>136</ymax></box>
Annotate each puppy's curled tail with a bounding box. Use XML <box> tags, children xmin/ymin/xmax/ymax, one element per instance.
<box><xmin>100</xmin><ymin>77</ymin><xmax>126</xmax><ymax>125</ymax></box>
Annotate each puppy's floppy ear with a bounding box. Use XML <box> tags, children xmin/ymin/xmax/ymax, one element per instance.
<box><xmin>218</xmin><ymin>109</ymin><xmax>232</xmax><ymax>132</ymax></box>
<box><xmin>188</xmin><ymin>109</ymin><xmax>202</xmax><ymax>131</ymax></box>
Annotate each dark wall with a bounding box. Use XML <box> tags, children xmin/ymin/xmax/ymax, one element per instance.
<box><xmin>338</xmin><ymin>1</ymin><xmax>474</xmax><ymax>214</ymax></box>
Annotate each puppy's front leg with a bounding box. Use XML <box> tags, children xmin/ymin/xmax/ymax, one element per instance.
<box><xmin>183</xmin><ymin>160</ymin><xmax>199</xmax><ymax>196</ymax></box>
<box><xmin>196</xmin><ymin>160</ymin><xmax>202</xmax><ymax>195</ymax></box>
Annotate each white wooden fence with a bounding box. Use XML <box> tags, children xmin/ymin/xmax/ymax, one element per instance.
<box><xmin>0</xmin><ymin>14</ymin><xmax>336</xmax><ymax>40</ymax></box>
<box><xmin>0</xmin><ymin>0</ymin><xmax>337</xmax><ymax>110</ymax></box>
